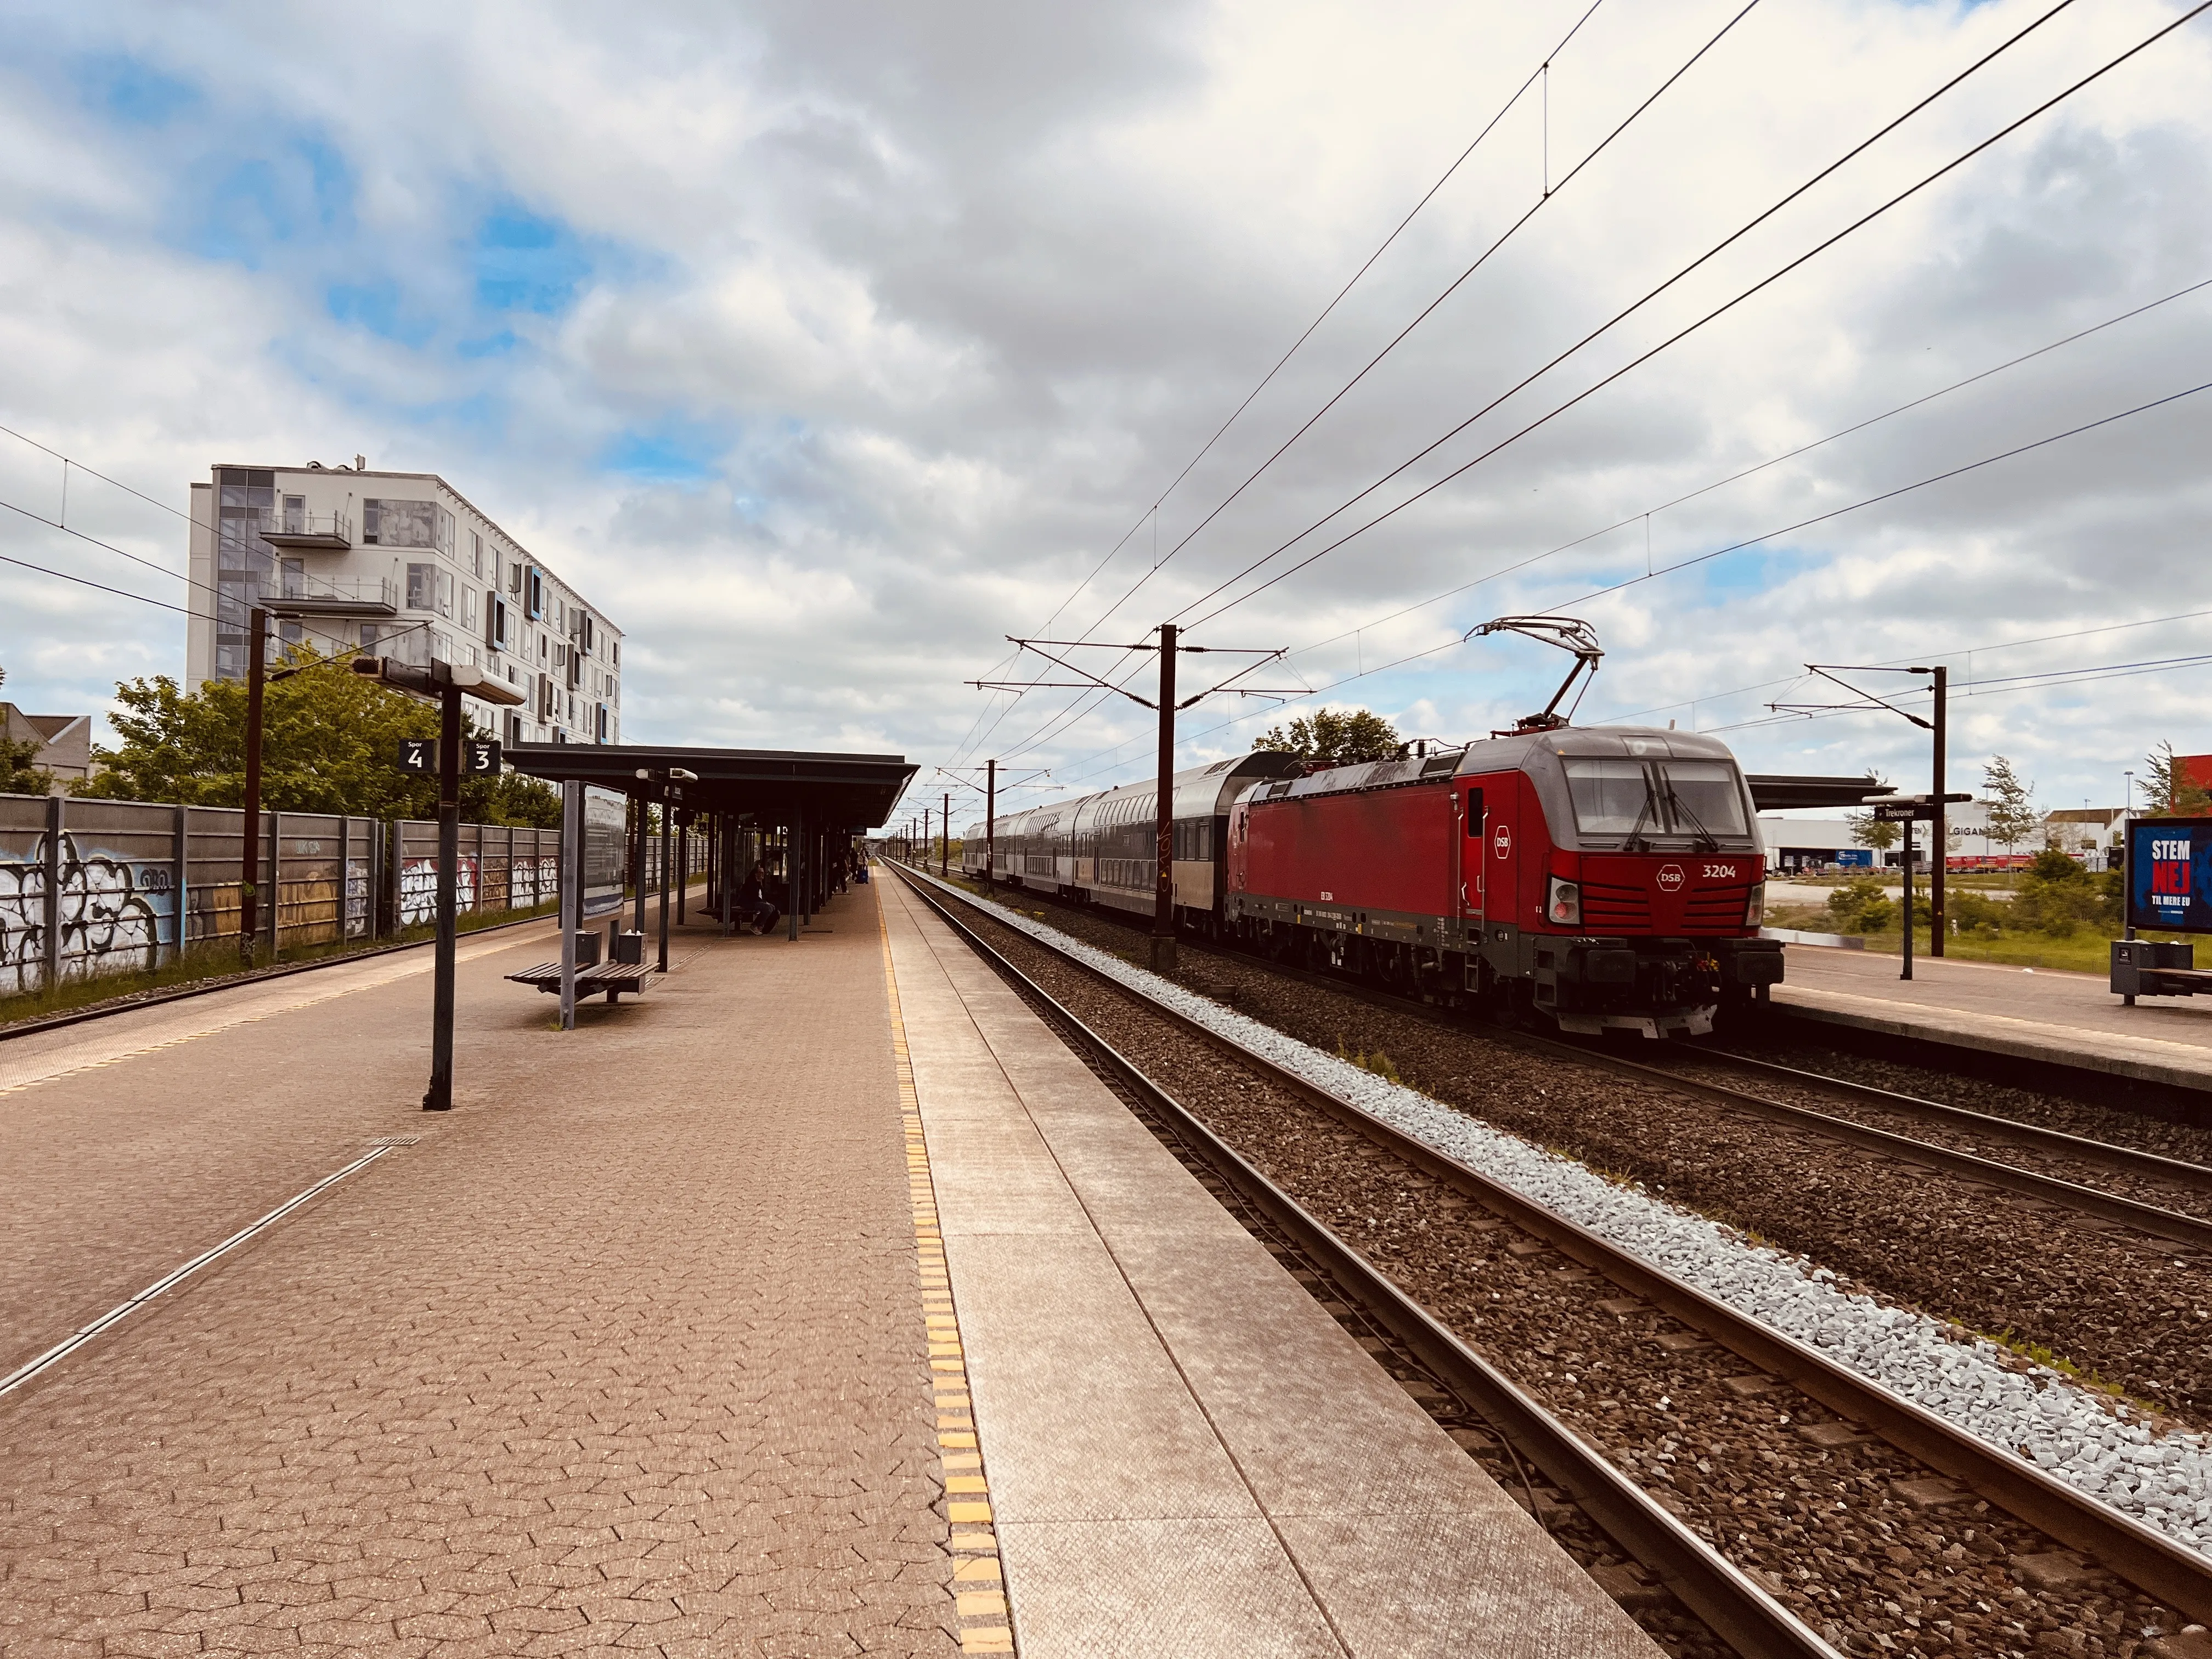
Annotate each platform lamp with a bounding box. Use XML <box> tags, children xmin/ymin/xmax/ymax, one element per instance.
<box><xmin>1771</xmin><ymin>663</ymin><xmax>1953</xmax><ymax>956</ymax></box>
<box><xmin>353</xmin><ymin>654</ymin><xmax>524</xmax><ymax>1110</ymax></box>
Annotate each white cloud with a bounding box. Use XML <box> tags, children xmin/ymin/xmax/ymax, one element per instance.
<box><xmin>1</xmin><ymin>0</ymin><xmax>2209</xmax><ymax>824</ymax></box>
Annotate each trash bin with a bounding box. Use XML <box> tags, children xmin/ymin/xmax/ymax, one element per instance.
<box><xmin>612</xmin><ymin>929</ymin><xmax>645</xmax><ymax>966</ymax></box>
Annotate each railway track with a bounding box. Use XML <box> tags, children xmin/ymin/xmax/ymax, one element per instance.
<box><xmin>898</xmin><ymin>865</ymin><xmax>2212</xmax><ymax>1657</ymax></box>
<box><xmin>936</xmin><ymin>866</ymin><xmax>2212</xmax><ymax>1251</ymax></box>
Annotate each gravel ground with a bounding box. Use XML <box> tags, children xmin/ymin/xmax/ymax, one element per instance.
<box><xmin>1638</xmin><ymin>1048</ymin><xmax>2212</xmax><ymax>1226</ymax></box>
<box><xmin>913</xmin><ymin>876</ymin><xmax>2203</xmax><ymax>1658</ymax></box>
<box><xmin>960</xmin><ymin>883</ymin><xmax>2212</xmax><ymax>1431</ymax></box>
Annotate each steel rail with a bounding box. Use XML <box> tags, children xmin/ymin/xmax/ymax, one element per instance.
<box><xmin>900</xmin><ymin>866</ymin><xmax>2212</xmax><ymax>1628</ymax></box>
<box><xmin>896</xmin><ymin>869</ymin><xmax>1839</xmax><ymax>1659</ymax></box>
<box><xmin>1509</xmin><ymin>1031</ymin><xmax>2212</xmax><ymax>1253</ymax></box>
<box><xmin>1674</xmin><ymin>1046</ymin><xmax>2212</xmax><ymax>1194</ymax></box>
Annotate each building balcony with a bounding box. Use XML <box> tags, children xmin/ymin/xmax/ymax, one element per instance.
<box><xmin>261</xmin><ymin>574</ymin><xmax>399</xmax><ymax>617</ymax></box>
<box><xmin>257</xmin><ymin>508</ymin><xmax>354</xmax><ymax>551</ymax></box>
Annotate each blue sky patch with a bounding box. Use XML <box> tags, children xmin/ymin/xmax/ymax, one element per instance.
<box><xmin>603</xmin><ymin>426</ymin><xmax>723</xmax><ymax>482</ymax></box>
<box><xmin>182</xmin><ymin>136</ymin><xmax>355</xmax><ymax>267</ymax></box>
<box><xmin>73</xmin><ymin>53</ymin><xmax>199</xmax><ymax>126</ymax></box>
<box><xmin>325</xmin><ymin>280</ymin><xmax>436</xmax><ymax>348</ymax></box>
<box><xmin>473</xmin><ymin>206</ymin><xmax>592</xmax><ymax>314</ymax></box>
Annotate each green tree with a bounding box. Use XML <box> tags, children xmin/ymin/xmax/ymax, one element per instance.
<box><xmin>1982</xmin><ymin>755</ymin><xmax>2039</xmax><ymax>853</ymax></box>
<box><xmin>76</xmin><ymin>651</ymin><xmax>560</xmax><ymax>826</ymax></box>
<box><xmin>3</xmin><ymin>733</ymin><xmax>55</xmax><ymax>797</ymax></box>
<box><xmin>1254</xmin><ymin>707</ymin><xmax>1403</xmax><ymax>766</ymax></box>
<box><xmin>2143</xmin><ymin>741</ymin><xmax>2212</xmax><ymax>817</ymax></box>
<box><xmin>1845</xmin><ymin>810</ymin><xmax>1898</xmax><ymax>852</ymax></box>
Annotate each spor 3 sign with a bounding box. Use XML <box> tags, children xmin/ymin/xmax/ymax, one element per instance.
<box><xmin>2128</xmin><ymin>817</ymin><xmax>2212</xmax><ymax>934</ymax></box>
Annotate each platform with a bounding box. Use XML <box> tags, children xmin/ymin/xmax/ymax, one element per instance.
<box><xmin>881</xmin><ymin>877</ymin><xmax>1658</xmax><ymax>1657</ymax></box>
<box><xmin>1773</xmin><ymin>941</ymin><xmax>2212</xmax><ymax>1094</ymax></box>
<box><xmin>0</xmin><ymin>894</ymin><xmax>966</xmax><ymax>1657</ymax></box>
<box><xmin>0</xmin><ymin>877</ymin><xmax>1658</xmax><ymax>1658</ymax></box>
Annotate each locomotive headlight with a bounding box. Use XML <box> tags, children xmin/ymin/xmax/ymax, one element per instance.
<box><xmin>1546</xmin><ymin>877</ymin><xmax>1581</xmax><ymax>927</ymax></box>
<box><xmin>1745</xmin><ymin>882</ymin><xmax>1765</xmax><ymax>927</ymax></box>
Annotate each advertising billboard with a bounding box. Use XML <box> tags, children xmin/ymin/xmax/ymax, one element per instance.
<box><xmin>2126</xmin><ymin>817</ymin><xmax>2212</xmax><ymax>934</ymax></box>
<box><xmin>582</xmin><ymin>786</ymin><xmax>629</xmax><ymax>919</ymax></box>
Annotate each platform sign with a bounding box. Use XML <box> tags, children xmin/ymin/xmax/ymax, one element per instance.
<box><xmin>2126</xmin><ymin>817</ymin><xmax>2212</xmax><ymax>934</ymax></box>
<box><xmin>580</xmin><ymin>785</ymin><xmax>629</xmax><ymax>919</ymax></box>
<box><xmin>394</xmin><ymin>739</ymin><xmax>500</xmax><ymax>774</ymax></box>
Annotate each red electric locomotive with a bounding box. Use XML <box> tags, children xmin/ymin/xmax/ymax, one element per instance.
<box><xmin>1222</xmin><ymin>725</ymin><xmax>1781</xmax><ymax>1036</ymax></box>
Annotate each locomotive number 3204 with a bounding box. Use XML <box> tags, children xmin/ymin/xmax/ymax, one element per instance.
<box><xmin>1702</xmin><ymin>864</ymin><xmax>1738</xmax><ymax>879</ymax></box>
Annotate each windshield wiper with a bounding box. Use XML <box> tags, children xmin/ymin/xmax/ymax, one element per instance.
<box><xmin>1622</xmin><ymin>783</ymin><xmax>1658</xmax><ymax>853</ymax></box>
<box><xmin>1667</xmin><ymin>788</ymin><xmax>1722</xmax><ymax>853</ymax></box>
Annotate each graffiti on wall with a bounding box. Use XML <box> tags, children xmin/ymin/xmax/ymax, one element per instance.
<box><xmin>0</xmin><ymin>832</ymin><xmax>172</xmax><ymax>995</ymax></box>
<box><xmin>398</xmin><ymin>856</ymin><xmax>479</xmax><ymax>927</ymax></box>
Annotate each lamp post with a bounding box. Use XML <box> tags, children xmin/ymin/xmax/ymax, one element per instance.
<box><xmin>352</xmin><ymin>655</ymin><xmax>523</xmax><ymax>1109</ymax></box>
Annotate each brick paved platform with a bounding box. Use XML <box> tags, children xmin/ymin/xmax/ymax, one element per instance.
<box><xmin>882</xmin><ymin>876</ymin><xmax>1662</xmax><ymax>1659</ymax></box>
<box><xmin>1775</xmin><ymin>941</ymin><xmax>2212</xmax><ymax>1093</ymax></box>
<box><xmin>0</xmin><ymin>888</ymin><xmax>964</xmax><ymax>1657</ymax></box>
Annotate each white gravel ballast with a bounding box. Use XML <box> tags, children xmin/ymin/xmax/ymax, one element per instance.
<box><xmin>920</xmin><ymin>873</ymin><xmax>2212</xmax><ymax>1558</ymax></box>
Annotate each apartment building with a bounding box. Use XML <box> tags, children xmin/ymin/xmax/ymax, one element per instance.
<box><xmin>186</xmin><ymin>461</ymin><xmax>624</xmax><ymax>746</ymax></box>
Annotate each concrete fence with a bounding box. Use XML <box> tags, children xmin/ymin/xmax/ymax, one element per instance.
<box><xmin>0</xmin><ymin>792</ymin><xmax>565</xmax><ymax>998</ymax></box>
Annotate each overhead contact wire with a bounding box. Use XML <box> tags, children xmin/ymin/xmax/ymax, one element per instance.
<box><xmin>1171</xmin><ymin>0</ymin><xmax>2105</xmax><ymax>631</ymax></box>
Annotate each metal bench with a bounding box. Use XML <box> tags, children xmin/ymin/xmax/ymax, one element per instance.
<box><xmin>505</xmin><ymin>961</ymin><xmax>657</xmax><ymax>1003</ymax></box>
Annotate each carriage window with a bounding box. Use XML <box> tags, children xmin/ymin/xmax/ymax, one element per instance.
<box><xmin>1562</xmin><ymin>758</ymin><xmax>1657</xmax><ymax>835</ymax></box>
<box><xmin>1658</xmin><ymin>760</ymin><xmax>1749</xmax><ymax>836</ymax></box>
<box><xmin>1464</xmin><ymin>788</ymin><xmax>1484</xmax><ymax>836</ymax></box>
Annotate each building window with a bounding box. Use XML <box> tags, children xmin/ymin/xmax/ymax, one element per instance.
<box><xmin>487</xmin><ymin>593</ymin><xmax>507</xmax><ymax>650</ymax></box>
<box><xmin>283</xmin><ymin>494</ymin><xmax>306</xmax><ymax>534</ymax></box>
<box><xmin>507</xmin><ymin>561</ymin><xmax>522</xmax><ymax>595</ymax></box>
<box><xmin>365</xmin><ymin>499</ymin><xmax>438</xmax><ymax>548</ymax></box>
<box><xmin>471</xmin><ymin>531</ymin><xmax>483</xmax><ymax>577</ymax></box>
<box><xmin>525</xmin><ymin>567</ymin><xmax>544</xmax><ymax>619</ymax></box>
<box><xmin>406</xmin><ymin>563</ymin><xmax>437</xmax><ymax>611</ymax></box>
<box><xmin>462</xmin><ymin>587</ymin><xmax>478</xmax><ymax>630</ymax></box>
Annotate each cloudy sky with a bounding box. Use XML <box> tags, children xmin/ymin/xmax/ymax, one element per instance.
<box><xmin>3</xmin><ymin>0</ymin><xmax>2209</xmax><ymax>823</ymax></box>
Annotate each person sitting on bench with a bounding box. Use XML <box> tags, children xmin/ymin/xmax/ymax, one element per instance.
<box><xmin>740</xmin><ymin>862</ymin><xmax>781</xmax><ymax>935</ymax></box>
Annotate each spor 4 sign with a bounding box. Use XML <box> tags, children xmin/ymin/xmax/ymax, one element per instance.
<box><xmin>2128</xmin><ymin>817</ymin><xmax>2212</xmax><ymax>934</ymax></box>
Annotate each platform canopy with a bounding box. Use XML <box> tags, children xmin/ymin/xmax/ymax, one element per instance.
<box><xmin>504</xmin><ymin>743</ymin><xmax>918</xmax><ymax>830</ymax></box>
<box><xmin>1746</xmin><ymin>774</ymin><xmax>1902</xmax><ymax>812</ymax></box>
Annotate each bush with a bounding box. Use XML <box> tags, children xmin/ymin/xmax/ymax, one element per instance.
<box><xmin>2009</xmin><ymin>853</ymin><xmax>2119</xmax><ymax>938</ymax></box>
<box><xmin>1948</xmin><ymin>890</ymin><xmax>2007</xmax><ymax>938</ymax></box>
<box><xmin>1826</xmin><ymin>877</ymin><xmax>1895</xmax><ymax>934</ymax></box>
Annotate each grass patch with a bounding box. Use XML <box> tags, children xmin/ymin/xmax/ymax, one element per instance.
<box><xmin>1765</xmin><ymin>907</ymin><xmax>2195</xmax><ymax>974</ymax></box>
<box><xmin>0</xmin><ymin>900</ymin><xmax>560</xmax><ymax>1029</ymax></box>
<box><xmin>1976</xmin><ymin>1327</ymin><xmax>2159</xmax><ymax>1410</ymax></box>
<box><xmin>1332</xmin><ymin>1036</ymin><xmax>1403</xmax><ymax>1084</ymax></box>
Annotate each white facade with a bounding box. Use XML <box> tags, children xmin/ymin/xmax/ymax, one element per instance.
<box><xmin>187</xmin><ymin>462</ymin><xmax>623</xmax><ymax>746</ymax></box>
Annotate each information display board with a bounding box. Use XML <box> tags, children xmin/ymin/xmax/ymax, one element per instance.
<box><xmin>2126</xmin><ymin>816</ymin><xmax>2212</xmax><ymax>934</ymax></box>
<box><xmin>581</xmin><ymin>786</ymin><xmax>629</xmax><ymax>919</ymax></box>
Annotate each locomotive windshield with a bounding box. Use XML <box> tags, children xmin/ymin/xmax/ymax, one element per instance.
<box><xmin>1562</xmin><ymin>757</ymin><xmax>1750</xmax><ymax>844</ymax></box>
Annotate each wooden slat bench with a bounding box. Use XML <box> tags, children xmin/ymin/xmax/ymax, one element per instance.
<box><xmin>505</xmin><ymin>961</ymin><xmax>657</xmax><ymax>1003</ymax></box>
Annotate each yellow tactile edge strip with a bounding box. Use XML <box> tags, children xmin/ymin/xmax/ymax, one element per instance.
<box><xmin>882</xmin><ymin>900</ymin><xmax>1017</xmax><ymax>1656</ymax></box>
